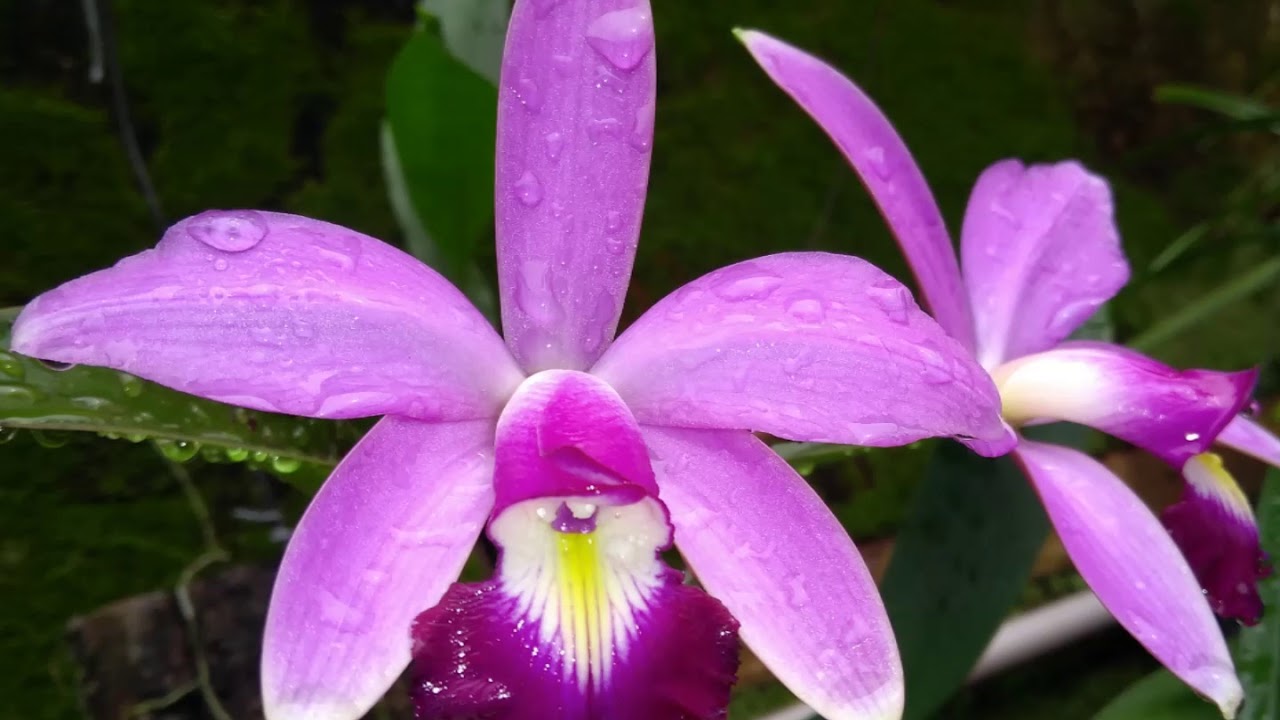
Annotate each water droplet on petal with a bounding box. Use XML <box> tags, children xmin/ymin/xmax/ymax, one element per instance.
<box><xmin>514</xmin><ymin>76</ymin><xmax>542</xmax><ymax>111</ymax></box>
<box><xmin>514</xmin><ymin>171</ymin><xmax>543</xmax><ymax>207</ymax></box>
<box><xmin>226</xmin><ymin>447</ymin><xmax>250</xmax><ymax>462</ymax></box>
<box><xmin>186</xmin><ymin>210</ymin><xmax>268</xmax><ymax>252</ymax></box>
<box><xmin>515</xmin><ymin>260</ymin><xmax>564</xmax><ymax>325</ymax></box>
<box><xmin>213</xmin><ymin>258</ymin><xmax>229</xmax><ymax>271</ymax></box>
<box><xmin>585</xmin><ymin>7</ymin><xmax>654</xmax><ymax>71</ymax></box>
<box><xmin>587</xmin><ymin>117</ymin><xmax>622</xmax><ymax>144</ymax></box>
<box><xmin>630</xmin><ymin>99</ymin><xmax>655</xmax><ymax>152</ymax></box>
<box><xmin>862</xmin><ymin>146</ymin><xmax>890</xmax><ymax>180</ymax></box>
<box><xmin>786</xmin><ymin>297</ymin><xmax>826</xmax><ymax>323</ymax></box>
<box><xmin>711</xmin><ymin>265</ymin><xmax>784</xmax><ymax>301</ymax></box>
<box><xmin>544</xmin><ymin>131</ymin><xmax>564</xmax><ymax>161</ymax></box>
<box><xmin>532</xmin><ymin>0</ymin><xmax>563</xmax><ymax>18</ymax></box>
<box><xmin>866</xmin><ymin>283</ymin><xmax>912</xmax><ymax>324</ymax></box>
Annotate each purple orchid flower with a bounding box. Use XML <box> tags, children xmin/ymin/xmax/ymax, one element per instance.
<box><xmin>9</xmin><ymin>3</ymin><xmax>1020</xmax><ymax>719</ymax></box>
<box><xmin>739</xmin><ymin>30</ymin><xmax>1280</xmax><ymax>716</ymax></box>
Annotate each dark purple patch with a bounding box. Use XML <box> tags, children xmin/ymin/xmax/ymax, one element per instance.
<box><xmin>409</xmin><ymin>570</ymin><xmax>740</xmax><ymax>720</ymax></box>
<box><xmin>1163</xmin><ymin>489</ymin><xmax>1271</xmax><ymax>624</ymax></box>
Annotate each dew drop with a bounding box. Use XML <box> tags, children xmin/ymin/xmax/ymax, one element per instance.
<box><xmin>604</xmin><ymin>237</ymin><xmax>627</xmax><ymax>256</ymax></box>
<box><xmin>786</xmin><ymin>297</ymin><xmax>825</xmax><ymax>323</ymax></box>
<box><xmin>213</xmin><ymin>258</ymin><xmax>229</xmax><ymax>271</ymax></box>
<box><xmin>514</xmin><ymin>171</ymin><xmax>543</xmax><ymax>207</ymax></box>
<box><xmin>532</xmin><ymin>0</ymin><xmax>563</xmax><ymax>18</ymax></box>
<box><xmin>186</xmin><ymin>210</ymin><xmax>268</xmax><ymax>252</ymax></box>
<box><xmin>514</xmin><ymin>76</ymin><xmax>542</xmax><ymax>111</ymax></box>
<box><xmin>585</xmin><ymin>7</ymin><xmax>654</xmax><ymax>71</ymax></box>
<box><xmin>605</xmin><ymin>210</ymin><xmax>623</xmax><ymax>232</ymax></box>
<box><xmin>0</xmin><ymin>427</ymin><xmax>16</xmax><ymax>444</ymax></box>
<box><xmin>119</xmin><ymin>373</ymin><xmax>144</xmax><ymax>398</ymax></box>
<box><xmin>866</xmin><ymin>283</ymin><xmax>912</xmax><ymax>324</ymax></box>
<box><xmin>711</xmin><ymin>266</ymin><xmax>784</xmax><ymax>301</ymax></box>
<box><xmin>0</xmin><ymin>352</ymin><xmax>25</xmax><ymax>380</ymax></box>
<box><xmin>630</xmin><ymin>99</ymin><xmax>655</xmax><ymax>152</ymax></box>
<box><xmin>862</xmin><ymin>146</ymin><xmax>890</xmax><ymax>180</ymax></box>
<box><xmin>544</xmin><ymin>131</ymin><xmax>564</xmax><ymax>161</ymax></box>
<box><xmin>587</xmin><ymin>117</ymin><xmax>622</xmax><ymax>144</ymax></box>
<box><xmin>271</xmin><ymin>455</ymin><xmax>302</xmax><ymax>474</ymax></box>
<box><xmin>156</xmin><ymin>439</ymin><xmax>200</xmax><ymax>462</ymax></box>
<box><xmin>225</xmin><ymin>447</ymin><xmax>250</xmax><ymax>462</ymax></box>
<box><xmin>0</xmin><ymin>385</ymin><xmax>38</xmax><ymax>407</ymax></box>
<box><xmin>515</xmin><ymin>260</ymin><xmax>564</xmax><ymax>325</ymax></box>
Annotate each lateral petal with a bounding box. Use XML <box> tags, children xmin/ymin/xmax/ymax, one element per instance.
<box><xmin>593</xmin><ymin>253</ymin><xmax>1014</xmax><ymax>455</ymax></box>
<box><xmin>1016</xmin><ymin>440</ymin><xmax>1242</xmax><ymax>716</ymax></box>
<box><xmin>646</xmin><ymin>426</ymin><xmax>903</xmax><ymax>720</ymax></box>
<box><xmin>495</xmin><ymin>0</ymin><xmax>656</xmax><ymax>371</ymax></box>
<box><xmin>736</xmin><ymin>29</ymin><xmax>976</xmax><ymax>352</ymax></box>
<box><xmin>994</xmin><ymin>342</ymin><xmax>1256</xmax><ymax>465</ymax></box>
<box><xmin>12</xmin><ymin>211</ymin><xmax>522</xmax><ymax>420</ymax></box>
<box><xmin>262</xmin><ymin>417</ymin><xmax>496</xmax><ymax>720</ymax></box>
<box><xmin>1216</xmin><ymin>414</ymin><xmax>1280</xmax><ymax>468</ymax></box>
<box><xmin>960</xmin><ymin>160</ymin><xmax>1128</xmax><ymax>367</ymax></box>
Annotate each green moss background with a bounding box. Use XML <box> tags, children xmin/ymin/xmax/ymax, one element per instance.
<box><xmin>1</xmin><ymin>0</ymin><xmax>1276</xmax><ymax>717</ymax></box>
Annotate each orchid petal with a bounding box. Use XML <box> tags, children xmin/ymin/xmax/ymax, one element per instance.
<box><xmin>491</xmin><ymin>370</ymin><xmax>658</xmax><ymax>516</ymax></box>
<box><xmin>262</xmin><ymin>417</ymin><xmax>496</xmax><ymax>720</ymax></box>
<box><xmin>994</xmin><ymin>342</ymin><xmax>1256</xmax><ymax>466</ymax></box>
<box><xmin>1217</xmin><ymin>414</ymin><xmax>1280</xmax><ymax>468</ymax></box>
<box><xmin>1016</xmin><ymin>440</ymin><xmax>1242</xmax><ymax>716</ymax></box>
<box><xmin>593</xmin><ymin>253</ymin><xmax>1014</xmax><ymax>455</ymax></box>
<box><xmin>495</xmin><ymin>0</ymin><xmax>656</xmax><ymax>372</ymax></box>
<box><xmin>646</xmin><ymin>426</ymin><xmax>903</xmax><ymax>720</ymax></box>
<box><xmin>959</xmin><ymin>160</ymin><xmax>1129</xmax><ymax>367</ymax></box>
<box><xmin>11</xmin><ymin>211</ymin><xmax>522</xmax><ymax>420</ymax></box>
<box><xmin>737</xmin><ymin>29</ymin><xmax>976</xmax><ymax>352</ymax></box>
<box><xmin>1164</xmin><ymin>453</ymin><xmax>1269</xmax><ymax>624</ymax></box>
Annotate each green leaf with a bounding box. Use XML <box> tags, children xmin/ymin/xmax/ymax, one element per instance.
<box><xmin>1237</xmin><ymin>468</ymin><xmax>1280</xmax><ymax>720</ymax></box>
<box><xmin>1093</xmin><ymin>668</ymin><xmax>1219</xmax><ymax>720</ymax></box>
<box><xmin>1154</xmin><ymin>84</ymin><xmax>1278</xmax><ymax>126</ymax></box>
<box><xmin>0</xmin><ymin>311</ymin><xmax>360</xmax><ymax>471</ymax></box>
<box><xmin>880</xmin><ymin>439</ymin><xmax>1050</xmax><ymax>720</ymax></box>
<box><xmin>385</xmin><ymin>26</ymin><xmax>497</xmax><ymax>288</ymax></box>
<box><xmin>419</xmin><ymin>0</ymin><xmax>509</xmax><ymax>84</ymax></box>
<box><xmin>879</xmin><ymin>424</ymin><xmax>1088</xmax><ymax>718</ymax></box>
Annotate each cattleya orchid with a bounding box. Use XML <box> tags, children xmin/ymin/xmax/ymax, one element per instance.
<box><xmin>741</xmin><ymin>30</ymin><xmax>1280</xmax><ymax>716</ymax></box>
<box><xmin>9</xmin><ymin>3</ymin><xmax>1021</xmax><ymax>719</ymax></box>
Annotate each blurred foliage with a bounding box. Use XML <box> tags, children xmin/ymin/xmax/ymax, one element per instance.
<box><xmin>0</xmin><ymin>0</ymin><xmax>1277</xmax><ymax>717</ymax></box>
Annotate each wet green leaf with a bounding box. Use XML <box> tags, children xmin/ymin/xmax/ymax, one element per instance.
<box><xmin>1155</xmin><ymin>84</ymin><xmax>1278</xmax><ymax>127</ymax></box>
<box><xmin>0</xmin><ymin>310</ymin><xmax>361</xmax><ymax>470</ymax></box>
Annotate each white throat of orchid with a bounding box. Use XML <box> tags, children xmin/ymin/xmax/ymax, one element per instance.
<box><xmin>988</xmin><ymin>350</ymin><xmax>1107</xmax><ymax>428</ymax></box>
<box><xmin>490</xmin><ymin>494</ymin><xmax>671</xmax><ymax>689</ymax></box>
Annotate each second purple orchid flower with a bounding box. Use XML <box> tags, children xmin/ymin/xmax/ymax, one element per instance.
<box><xmin>8</xmin><ymin>2</ymin><xmax>1026</xmax><ymax>720</ymax></box>
<box><xmin>740</xmin><ymin>30</ymin><xmax>1280</xmax><ymax>718</ymax></box>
